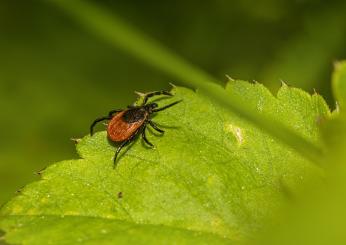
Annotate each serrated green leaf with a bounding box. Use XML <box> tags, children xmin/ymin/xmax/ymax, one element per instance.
<box><xmin>0</xmin><ymin>82</ymin><xmax>330</xmax><ymax>244</ymax></box>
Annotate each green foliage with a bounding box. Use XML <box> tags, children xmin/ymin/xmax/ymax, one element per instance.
<box><xmin>0</xmin><ymin>82</ymin><xmax>330</xmax><ymax>244</ymax></box>
<box><xmin>253</xmin><ymin>62</ymin><xmax>346</xmax><ymax>245</ymax></box>
<box><xmin>1</xmin><ymin>0</ymin><xmax>346</xmax><ymax>244</ymax></box>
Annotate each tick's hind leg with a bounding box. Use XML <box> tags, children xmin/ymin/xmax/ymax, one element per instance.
<box><xmin>141</xmin><ymin>126</ymin><xmax>154</xmax><ymax>147</ymax></box>
<box><xmin>148</xmin><ymin>120</ymin><xmax>164</xmax><ymax>133</ymax></box>
<box><xmin>113</xmin><ymin>139</ymin><xmax>132</xmax><ymax>168</ymax></box>
<box><xmin>140</xmin><ymin>91</ymin><xmax>172</xmax><ymax>105</ymax></box>
<box><xmin>90</xmin><ymin>116</ymin><xmax>111</xmax><ymax>136</ymax></box>
<box><xmin>113</xmin><ymin>131</ymin><xmax>140</xmax><ymax>168</ymax></box>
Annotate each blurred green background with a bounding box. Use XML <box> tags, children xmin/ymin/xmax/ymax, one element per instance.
<box><xmin>1</xmin><ymin>0</ymin><xmax>346</xmax><ymax>205</ymax></box>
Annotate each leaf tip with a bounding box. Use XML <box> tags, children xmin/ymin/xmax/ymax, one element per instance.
<box><xmin>169</xmin><ymin>82</ymin><xmax>177</xmax><ymax>88</ymax></box>
<box><xmin>15</xmin><ymin>186</ymin><xmax>24</xmax><ymax>194</ymax></box>
<box><xmin>280</xmin><ymin>79</ymin><xmax>289</xmax><ymax>87</ymax></box>
<box><xmin>35</xmin><ymin>166</ymin><xmax>47</xmax><ymax>176</ymax></box>
<box><xmin>312</xmin><ymin>88</ymin><xmax>319</xmax><ymax>96</ymax></box>
<box><xmin>334</xmin><ymin>101</ymin><xmax>340</xmax><ymax>114</ymax></box>
<box><xmin>134</xmin><ymin>91</ymin><xmax>146</xmax><ymax>97</ymax></box>
<box><xmin>71</xmin><ymin>138</ymin><xmax>82</xmax><ymax>144</ymax></box>
<box><xmin>225</xmin><ymin>74</ymin><xmax>235</xmax><ymax>82</ymax></box>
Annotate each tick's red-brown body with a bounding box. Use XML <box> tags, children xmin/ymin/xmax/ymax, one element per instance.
<box><xmin>89</xmin><ymin>90</ymin><xmax>181</xmax><ymax>168</ymax></box>
<box><xmin>107</xmin><ymin>109</ymin><xmax>148</xmax><ymax>142</ymax></box>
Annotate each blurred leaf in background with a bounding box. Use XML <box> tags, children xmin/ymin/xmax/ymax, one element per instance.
<box><xmin>254</xmin><ymin>61</ymin><xmax>346</xmax><ymax>245</ymax></box>
<box><xmin>1</xmin><ymin>0</ymin><xmax>346</xmax><ymax>206</ymax></box>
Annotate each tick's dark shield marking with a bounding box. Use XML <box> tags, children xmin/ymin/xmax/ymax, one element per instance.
<box><xmin>90</xmin><ymin>91</ymin><xmax>181</xmax><ymax>168</ymax></box>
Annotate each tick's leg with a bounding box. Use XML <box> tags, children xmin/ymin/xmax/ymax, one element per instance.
<box><xmin>141</xmin><ymin>125</ymin><xmax>154</xmax><ymax>147</ymax></box>
<box><xmin>90</xmin><ymin>116</ymin><xmax>111</xmax><ymax>136</ymax></box>
<box><xmin>114</xmin><ymin>138</ymin><xmax>135</xmax><ymax>168</ymax></box>
<box><xmin>108</xmin><ymin>109</ymin><xmax>123</xmax><ymax>117</ymax></box>
<box><xmin>141</xmin><ymin>91</ymin><xmax>172</xmax><ymax>105</ymax></box>
<box><xmin>114</xmin><ymin>127</ymin><xmax>142</xmax><ymax>168</ymax></box>
<box><xmin>148</xmin><ymin>120</ymin><xmax>164</xmax><ymax>133</ymax></box>
<box><xmin>152</xmin><ymin>100</ymin><xmax>182</xmax><ymax>112</ymax></box>
<box><xmin>91</xmin><ymin>109</ymin><xmax>122</xmax><ymax>135</ymax></box>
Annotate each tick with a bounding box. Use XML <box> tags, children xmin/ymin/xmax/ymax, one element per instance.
<box><xmin>90</xmin><ymin>90</ymin><xmax>181</xmax><ymax>168</ymax></box>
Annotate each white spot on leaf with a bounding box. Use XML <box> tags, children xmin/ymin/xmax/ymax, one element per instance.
<box><xmin>224</xmin><ymin>124</ymin><xmax>244</xmax><ymax>145</ymax></box>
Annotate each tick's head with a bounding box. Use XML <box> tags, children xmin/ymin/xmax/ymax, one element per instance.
<box><xmin>146</xmin><ymin>103</ymin><xmax>158</xmax><ymax>113</ymax></box>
